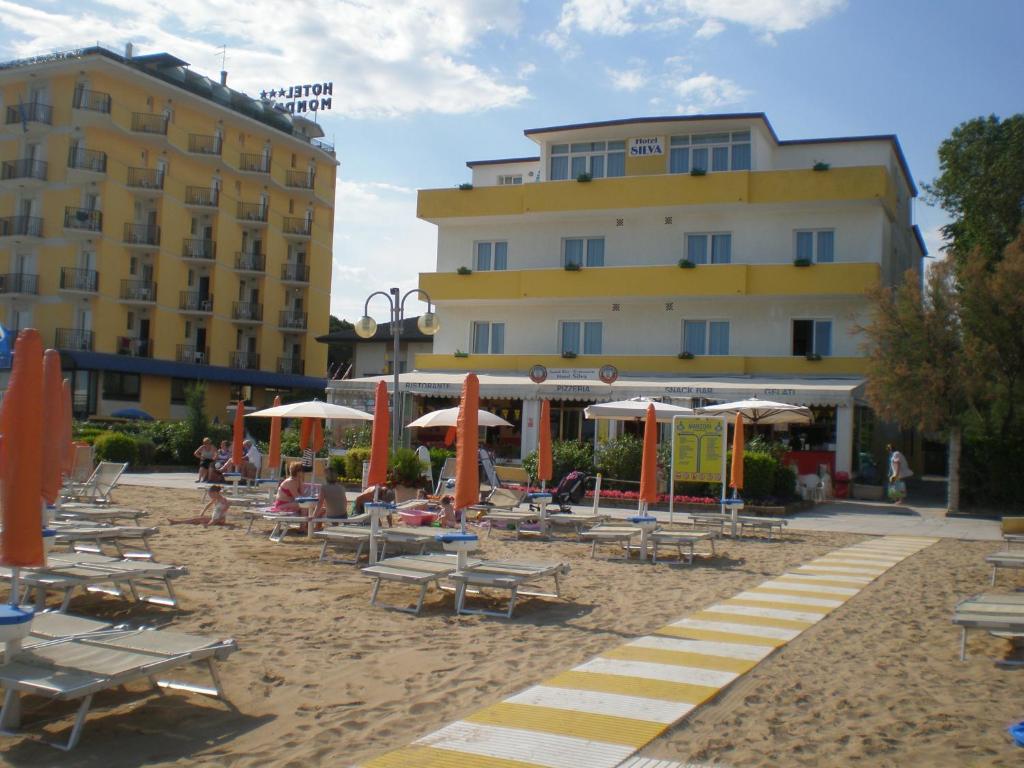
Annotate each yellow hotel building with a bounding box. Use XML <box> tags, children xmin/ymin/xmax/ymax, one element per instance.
<box><xmin>0</xmin><ymin>45</ymin><xmax>336</xmax><ymax>420</ymax></box>
<box><xmin>330</xmin><ymin>114</ymin><xmax>925</xmax><ymax>478</ymax></box>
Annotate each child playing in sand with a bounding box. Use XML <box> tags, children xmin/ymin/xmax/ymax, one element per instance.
<box><xmin>170</xmin><ymin>485</ymin><xmax>233</xmax><ymax>526</ymax></box>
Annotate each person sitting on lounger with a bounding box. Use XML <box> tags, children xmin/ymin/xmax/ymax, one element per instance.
<box><xmin>170</xmin><ymin>485</ymin><xmax>233</xmax><ymax>526</ymax></box>
<box><xmin>315</xmin><ymin>466</ymin><xmax>348</xmax><ymax>521</ymax></box>
<box><xmin>271</xmin><ymin>462</ymin><xmax>305</xmax><ymax>514</ymax></box>
<box><xmin>438</xmin><ymin>495</ymin><xmax>457</xmax><ymax>528</ymax></box>
<box><xmin>352</xmin><ymin>481</ymin><xmax>396</xmax><ymax>526</ymax></box>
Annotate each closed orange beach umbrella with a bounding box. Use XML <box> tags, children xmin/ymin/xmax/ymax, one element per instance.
<box><xmin>366</xmin><ymin>380</ymin><xmax>389</xmax><ymax>486</ymax></box>
<box><xmin>538</xmin><ymin>399</ymin><xmax>552</xmax><ymax>488</ymax></box>
<box><xmin>730</xmin><ymin>412</ymin><xmax>744</xmax><ymax>492</ymax></box>
<box><xmin>299</xmin><ymin>417</ymin><xmax>312</xmax><ymax>451</ymax></box>
<box><xmin>231</xmin><ymin>400</ymin><xmax>245</xmax><ymax>468</ymax></box>
<box><xmin>453</xmin><ymin>373</ymin><xmax>480</xmax><ymax>516</ymax></box>
<box><xmin>638</xmin><ymin>403</ymin><xmax>658</xmax><ymax>506</ymax></box>
<box><xmin>311</xmin><ymin>419</ymin><xmax>324</xmax><ymax>453</ymax></box>
<box><xmin>1</xmin><ymin>329</ymin><xmax>45</xmax><ymax>567</ymax></box>
<box><xmin>40</xmin><ymin>349</ymin><xmax>63</xmax><ymax>505</ymax></box>
<box><xmin>61</xmin><ymin>378</ymin><xmax>74</xmax><ymax>477</ymax></box>
<box><xmin>267</xmin><ymin>395</ymin><xmax>282</xmax><ymax>478</ymax></box>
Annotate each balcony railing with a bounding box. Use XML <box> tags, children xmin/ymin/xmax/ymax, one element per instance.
<box><xmin>72</xmin><ymin>87</ymin><xmax>112</xmax><ymax>113</ymax></box>
<box><xmin>0</xmin><ymin>215</ymin><xmax>42</xmax><ymax>237</ymax></box>
<box><xmin>131</xmin><ymin>112</ymin><xmax>168</xmax><ymax>134</ymax></box>
<box><xmin>282</xmin><ymin>217</ymin><xmax>312</xmax><ymax>237</ymax></box>
<box><xmin>64</xmin><ymin>206</ymin><xmax>102</xmax><ymax>232</ymax></box>
<box><xmin>117</xmin><ymin>336</ymin><xmax>152</xmax><ymax>358</ymax></box>
<box><xmin>232</xmin><ymin>301</ymin><xmax>263</xmax><ymax>322</ymax></box>
<box><xmin>277</xmin><ymin>357</ymin><xmax>305</xmax><ymax>375</ymax></box>
<box><xmin>239</xmin><ymin>152</ymin><xmax>271</xmax><ymax>173</ymax></box>
<box><xmin>127</xmin><ymin>166</ymin><xmax>164</xmax><ymax>190</ymax></box>
<box><xmin>236</xmin><ymin>202</ymin><xmax>268</xmax><ymax>222</ymax></box>
<box><xmin>67</xmin><ymin>147</ymin><xmax>107</xmax><ymax>173</ymax></box>
<box><xmin>120</xmin><ymin>279</ymin><xmax>157</xmax><ymax>302</ymax></box>
<box><xmin>5</xmin><ymin>103</ymin><xmax>52</xmax><ymax>126</ymax></box>
<box><xmin>179</xmin><ymin>291</ymin><xmax>214</xmax><ymax>312</ymax></box>
<box><xmin>230</xmin><ymin>350</ymin><xmax>260</xmax><ymax>370</ymax></box>
<box><xmin>123</xmin><ymin>223</ymin><xmax>160</xmax><ymax>246</ymax></box>
<box><xmin>55</xmin><ymin>328</ymin><xmax>94</xmax><ymax>351</ymax></box>
<box><xmin>184</xmin><ymin>186</ymin><xmax>218</xmax><ymax>207</ymax></box>
<box><xmin>234</xmin><ymin>251</ymin><xmax>266</xmax><ymax>272</ymax></box>
<box><xmin>279</xmin><ymin>310</ymin><xmax>308</xmax><ymax>330</ymax></box>
<box><xmin>281</xmin><ymin>262</ymin><xmax>310</xmax><ymax>282</ymax></box>
<box><xmin>285</xmin><ymin>169</ymin><xmax>315</xmax><ymax>189</ymax></box>
<box><xmin>182</xmin><ymin>238</ymin><xmax>216</xmax><ymax>260</ymax></box>
<box><xmin>176</xmin><ymin>344</ymin><xmax>209</xmax><ymax>364</ymax></box>
<box><xmin>188</xmin><ymin>133</ymin><xmax>222</xmax><ymax>155</ymax></box>
<box><xmin>60</xmin><ymin>267</ymin><xmax>99</xmax><ymax>293</ymax></box>
<box><xmin>0</xmin><ymin>273</ymin><xmax>38</xmax><ymax>294</ymax></box>
<box><xmin>311</xmin><ymin>138</ymin><xmax>334</xmax><ymax>155</ymax></box>
<box><xmin>1</xmin><ymin>158</ymin><xmax>47</xmax><ymax>181</ymax></box>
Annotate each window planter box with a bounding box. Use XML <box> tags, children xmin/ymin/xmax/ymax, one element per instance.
<box><xmin>689</xmin><ymin>168</ymin><xmax>707</xmax><ymax>177</ymax></box>
<box><xmin>456</xmin><ymin>266</ymin><xmax>472</xmax><ymax>275</ymax></box>
<box><xmin>805</xmin><ymin>353</ymin><xmax>823</xmax><ymax>362</ymax></box>
<box><xmin>563</xmin><ymin>262</ymin><xmax>582</xmax><ymax>272</ymax></box>
<box><xmin>561</xmin><ymin>351</ymin><xmax>578</xmax><ymax>359</ymax></box>
<box><xmin>457</xmin><ymin>183</ymin><xmax>473</xmax><ymax>190</ymax></box>
<box><xmin>678</xmin><ymin>259</ymin><xmax>696</xmax><ymax>269</ymax></box>
<box><xmin>813</xmin><ymin>162</ymin><xmax>830</xmax><ymax>171</ymax></box>
<box><xmin>793</xmin><ymin>258</ymin><xmax>813</xmax><ymax>267</ymax></box>
<box><xmin>454</xmin><ymin>351</ymin><xmax>469</xmax><ymax>358</ymax></box>
<box><xmin>576</xmin><ymin>173</ymin><xmax>592</xmax><ymax>183</ymax></box>
<box><xmin>678</xmin><ymin>351</ymin><xmax>695</xmax><ymax>360</ymax></box>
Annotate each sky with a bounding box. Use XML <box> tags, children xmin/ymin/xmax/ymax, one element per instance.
<box><xmin>0</xmin><ymin>0</ymin><xmax>1021</xmax><ymax>322</ymax></box>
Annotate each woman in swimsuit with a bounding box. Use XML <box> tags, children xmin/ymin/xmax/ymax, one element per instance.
<box><xmin>193</xmin><ymin>437</ymin><xmax>216</xmax><ymax>482</ymax></box>
<box><xmin>272</xmin><ymin>462</ymin><xmax>305</xmax><ymax>513</ymax></box>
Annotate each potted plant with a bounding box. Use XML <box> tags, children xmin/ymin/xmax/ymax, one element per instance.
<box><xmin>678</xmin><ymin>351</ymin><xmax>695</xmax><ymax>360</ymax></box>
<box><xmin>389</xmin><ymin>447</ymin><xmax>426</xmax><ymax>498</ymax></box>
<box><xmin>454</xmin><ymin>350</ymin><xmax>469</xmax><ymax>358</ymax></box>
<box><xmin>561</xmin><ymin>350</ymin><xmax>578</xmax><ymax>359</ymax></box>
<box><xmin>813</xmin><ymin>162</ymin><xmax>830</xmax><ymax>172</ymax></box>
<box><xmin>805</xmin><ymin>352</ymin><xmax>822</xmax><ymax>362</ymax></box>
<box><xmin>690</xmin><ymin>168</ymin><xmax>707</xmax><ymax>177</ymax></box>
<box><xmin>793</xmin><ymin>258</ymin><xmax>812</xmax><ymax>267</ymax></box>
<box><xmin>678</xmin><ymin>258</ymin><xmax>696</xmax><ymax>269</ymax></box>
<box><xmin>456</xmin><ymin>266</ymin><xmax>472</xmax><ymax>275</ymax></box>
<box><xmin>457</xmin><ymin>182</ymin><xmax>473</xmax><ymax>190</ymax></box>
<box><xmin>576</xmin><ymin>172</ymin><xmax>592</xmax><ymax>183</ymax></box>
<box><xmin>563</xmin><ymin>262</ymin><xmax>582</xmax><ymax>272</ymax></box>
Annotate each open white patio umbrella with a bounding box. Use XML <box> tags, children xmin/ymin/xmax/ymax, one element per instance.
<box><xmin>246</xmin><ymin>400</ymin><xmax>373</xmax><ymax>420</ymax></box>
<box><xmin>584</xmin><ymin>397</ymin><xmax>694</xmax><ymax>423</ymax></box>
<box><xmin>696</xmin><ymin>397</ymin><xmax>813</xmax><ymax>426</ymax></box>
<box><xmin>405</xmin><ymin>406</ymin><xmax>512</xmax><ymax>429</ymax></box>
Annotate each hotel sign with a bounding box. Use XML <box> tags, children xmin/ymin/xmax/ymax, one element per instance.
<box><xmin>260</xmin><ymin>82</ymin><xmax>333</xmax><ymax>114</ymax></box>
<box><xmin>628</xmin><ymin>136</ymin><xmax>664</xmax><ymax>156</ymax></box>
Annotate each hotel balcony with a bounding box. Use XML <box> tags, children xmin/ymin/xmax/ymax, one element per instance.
<box><xmin>184</xmin><ymin>186</ymin><xmax>219</xmax><ymax>209</ymax></box>
<box><xmin>59</xmin><ymin>267</ymin><xmax>99</xmax><ymax>295</ymax></box>
<box><xmin>232</xmin><ymin>301</ymin><xmax>263</xmax><ymax>324</ymax></box>
<box><xmin>280</xmin><ymin>262</ymin><xmax>310</xmax><ymax>284</ymax></box>
<box><xmin>116</xmin><ymin>336</ymin><xmax>152</xmax><ymax>358</ymax></box>
<box><xmin>0</xmin><ymin>273</ymin><xmax>38</xmax><ymax>296</ymax></box>
<box><xmin>285</xmin><ymin>169</ymin><xmax>316</xmax><ymax>191</ymax></box>
<box><xmin>67</xmin><ymin>147</ymin><xmax>107</xmax><ymax>179</ymax></box>
<box><xmin>233</xmin><ymin>251</ymin><xmax>266</xmax><ymax>274</ymax></box>
<box><xmin>130</xmin><ymin>111</ymin><xmax>168</xmax><ymax>136</ymax></box>
<box><xmin>236</xmin><ymin>202</ymin><xmax>268</xmax><ymax>226</ymax></box>
<box><xmin>179</xmin><ymin>291</ymin><xmax>214</xmax><ymax>315</ymax></box>
<box><xmin>188</xmin><ymin>133</ymin><xmax>222</xmax><ymax>156</ymax></box>
<box><xmin>126</xmin><ymin>166</ymin><xmax>164</xmax><ymax>195</ymax></box>
<box><xmin>182</xmin><ymin>237</ymin><xmax>216</xmax><ymax>262</ymax></box>
<box><xmin>1</xmin><ymin>158</ymin><xmax>47</xmax><ymax>185</ymax></box>
<box><xmin>282</xmin><ymin>216</ymin><xmax>311</xmax><ymax>239</ymax></box>
<box><xmin>123</xmin><ymin>223</ymin><xmax>160</xmax><ymax>249</ymax></box>
<box><xmin>279</xmin><ymin>310</ymin><xmax>308</xmax><ymax>332</ymax></box>
<box><xmin>119</xmin><ymin>279</ymin><xmax>157</xmax><ymax>304</ymax></box>
<box><xmin>176</xmin><ymin>344</ymin><xmax>209</xmax><ymax>364</ymax></box>
<box><xmin>238</xmin><ymin>152</ymin><xmax>271</xmax><ymax>174</ymax></box>
<box><xmin>277</xmin><ymin>356</ymin><xmax>305</xmax><ymax>375</ymax></box>
<box><xmin>72</xmin><ymin>87</ymin><xmax>111</xmax><ymax>114</ymax></box>
<box><xmin>230</xmin><ymin>350</ymin><xmax>260</xmax><ymax>370</ymax></box>
<box><xmin>55</xmin><ymin>328</ymin><xmax>94</xmax><ymax>351</ymax></box>
<box><xmin>64</xmin><ymin>206</ymin><xmax>102</xmax><ymax>235</ymax></box>
<box><xmin>4</xmin><ymin>102</ymin><xmax>52</xmax><ymax>134</ymax></box>
<box><xmin>0</xmin><ymin>215</ymin><xmax>43</xmax><ymax>239</ymax></box>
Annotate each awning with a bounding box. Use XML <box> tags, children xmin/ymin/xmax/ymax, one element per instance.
<box><xmin>328</xmin><ymin>371</ymin><xmax>865</xmax><ymax>407</ymax></box>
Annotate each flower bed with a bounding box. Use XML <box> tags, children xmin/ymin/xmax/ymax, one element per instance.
<box><xmin>585</xmin><ymin>489</ymin><xmax>718</xmax><ymax>506</ymax></box>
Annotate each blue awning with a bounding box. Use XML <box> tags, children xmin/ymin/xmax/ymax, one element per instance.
<box><xmin>59</xmin><ymin>350</ymin><xmax>327</xmax><ymax>390</ymax></box>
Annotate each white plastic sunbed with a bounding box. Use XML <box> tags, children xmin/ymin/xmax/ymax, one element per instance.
<box><xmin>0</xmin><ymin>627</ymin><xmax>238</xmax><ymax>750</ymax></box>
<box><xmin>451</xmin><ymin>560</ymin><xmax>570</xmax><ymax>619</ymax></box>
<box><xmin>985</xmin><ymin>551</ymin><xmax>1024</xmax><ymax>586</ymax></box>
<box><xmin>61</xmin><ymin>461</ymin><xmax>128</xmax><ymax>505</ymax></box>
<box><xmin>361</xmin><ymin>553</ymin><xmax>482</xmax><ymax>614</ymax></box>
<box><xmin>51</xmin><ymin>521</ymin><xmax>158</xmax><ymax>559</ymax></box>
<box><xmin>55</xmin><ymin>504</ymin><xmax>148</xmax><ymax>525</ymax></box>
<box><xmin>952</xmin><ymin>593</ymin><xmax>1024</xmax><ymax>663</ymax></box>
<box><xmin>580</xmin><ymin>525</ymin><xmax>641</xmax><ymax>560</ymax></box>
<box><xmin>649</xmin><ymin>530</ymin><xmax>719</xmax><ymax>564</ymax></box>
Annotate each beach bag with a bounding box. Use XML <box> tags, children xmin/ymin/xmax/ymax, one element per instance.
<box><xmin>887</xmin><ymin>480</ymin><xmax>906</xmax><ymax>501</ymax></box>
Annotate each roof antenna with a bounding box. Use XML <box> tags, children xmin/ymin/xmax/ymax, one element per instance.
<box><xmin>218</xmin><ymin>44</ymin><xmax>228</xmax><ymax>86</ymax></box>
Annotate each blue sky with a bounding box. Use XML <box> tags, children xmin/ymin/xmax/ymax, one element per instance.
<box><xmin>0</xmin><ymin>0</ymin><xmax>1020</xmax><ymax>321</ymax></box>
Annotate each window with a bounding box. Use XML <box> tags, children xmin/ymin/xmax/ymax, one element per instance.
<box><xmin>669</xmin><ymin>131</ymin><xmax>751</xmax><ymax>174</ymax></box>
<box><xmin>685</xmin><ymin>233</ymin><xmax>731</xmax><ymax>264</ymax></box>
<box><xmin>102</xmin><ymin>372</ymin><xmax>141</xmax><ymax>401</ymax></box>
<box><xmin>170</xmin><ymin>378</ymin><xmax>192</xmax><ymax>405</ymax></box>
<box><xmin>497</xmin><ymin>175</ymin><xmax>522</xmax><ymax>185</ymax></box>
<box><xmin>559</xmin><ymin>321</ymin><xmax>602</xmax><ymax>355</ymax></box>
<box><xmin>550</xmin><ymin>141</ymin><xmax>626</xmax><ymax>181</ymax></box>
<box><xmin>563</xmin><ymin>237</ymin><xmax>605</xmax><ymax>267</ymax></box>
<box><xmin>683</xmin><ymin>320</ymin><xmax>730</xmax><ymax>355</ymax></box>
<box><xmin>475</xmin><ymin>241</ymin><xmax>508</xmax><ymax>271</ymax></box>
<box><xmin>795</xmin><ymin>230</ymin><xmax>835</xmax><ymax>263</ymax></box>
<box><xmin>792</xmin><ymin>319</ymin><xmax>832</xmax><ymax>356</ymax></box>
<box><xmin>471</xmin><ymin>321</ymin><xmax>504</xmax><ymax>354</ymax></box>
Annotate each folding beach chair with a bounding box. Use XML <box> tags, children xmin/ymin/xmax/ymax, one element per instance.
<box><xmin>62</xmin><ymin>461</ymin><xmax>128</xmax><ymax>505</ymax></box>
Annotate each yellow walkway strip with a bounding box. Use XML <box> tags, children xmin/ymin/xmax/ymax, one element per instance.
<box><xmin>655</xmin><ymin>624</ymin><xmax>787</xmax><ymax>647</ymax></box>
<box><xmin>693</xmin><ymin>609</ymin><xmax>814</xmax><ymax>631</ymax></box>
<box><xmin>546</xmin><ymin>670</ymin><xmax>721</xmax><ymax>704</ymax></box>
<box><xmin>602</xmin><ymin>644</ymin><xmax>756</xmax><ymax>674</ymax></box>
<box><xmin>725</xmin><ymin>596</ymin><xmax>833</xmax><ymax>614</ymax></box>
<box><xmin>467</xmin><ymin>702</ymin><xmax>665</xmax><ymax>748</ymax></box>
<box><xmin>364</xmin><ymin>746</ymin><xmax>542</xmax><ymax>768</ymax></box>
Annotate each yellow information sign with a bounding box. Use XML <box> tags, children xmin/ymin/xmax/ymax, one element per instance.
<box><xmin>672</xmin><ymin>416</ymin><xmax>724</xmax><ymax>482</ymax></box>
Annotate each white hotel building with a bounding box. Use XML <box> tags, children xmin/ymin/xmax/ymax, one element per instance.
<box><xmin>329</xmin><ymin>113</ymin><xmax>925</xmax><ymax>478</ymax></box>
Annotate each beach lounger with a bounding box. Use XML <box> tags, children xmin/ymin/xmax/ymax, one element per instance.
<box><xmin>480</xmin><ymin>509</ymin><xmax>539</xmax><ymax>538</ymax></box>
<box><xmin>684</xmin><ymin>513</ymin><xmax>728</xmax><ymax>535</ymax></box>
<box><xmin>545</xmin><ymin>512</ymin><xmax>607</xmax><ymax>540</ymax></box>
<box><xmin>55</xmin><ymin>504</ymin><xmax>148</xmax><ymax>525</ymax></box>
<box><xmin>61</xmin><ymin>461</ymin><xmax>128</xmax><ymax>505</ymax></box>
<box><xmin>451</xmin><ymin>560</ymin><xmax>570</xmax><ymax>619</ymax></box>
<box><xmin>952</xmin><ymin>593</ymin><xmax>1024</xmax><ymax>663</ymax></box>
<box><xmin>379</xmin><ymin>528</ymin><xmax>445</xmax><ymax>558</ymax></box>
<box><xmin>985</xmin><ymin>551</ymin><xmax>1024</xmax><ymax>586</ymax></box>
<box><xmin>580</xmin><ymin>525</ymin><xmax>641</xmax><ymax>560</ymax></box>
<box><xmin>362</xmin><ymin>554</ymin><xmax>481</xmax><ymax>615</ymax></box>
<box><xmin>3</xmin><ymin>614</ymin><xmax>114</xmax><ymax>659</ymax></box>
<box><xmin>738</xmin><ymin>515</ymin><xmax>788</xmax><ymax>540</ymax></box>
<box><xmin>648</xmin><ymin>530</ymin><xmax>718</xmax><ymax>564</ymax></box>
<box><xmin>0</xmin><ymin>627</ymin><xmax>238</xmax><ymax>749</ymax></box>
<box><xmin>314</xmin><ymin>526</ymin><xmax>375</xmax><ymax>564</ymax></box>
<box><xmin>51</xmin><ymin>522</ymin><xmax>158</xmax><ymax>559</ymax></box>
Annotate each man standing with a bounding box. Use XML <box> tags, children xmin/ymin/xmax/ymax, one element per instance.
<box><xmin>242</xmin><ymin>439</ymin><xmax>262</xmax><ymax>482</ymax></box>
<box><xmin>416</xmin><ymin>443</ymin><xmax>433</xmax><ymax>490</ymax></box>
<box><xmin>886</xmin><ymin>443</ymin><xmax>913</xmax><ymax>503</ymax></box>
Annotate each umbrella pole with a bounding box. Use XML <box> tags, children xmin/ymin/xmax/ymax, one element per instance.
<box><xmin>592</xmin><ymin>473</ymin><xmax>602</xmax><ymax>515</ymax></box>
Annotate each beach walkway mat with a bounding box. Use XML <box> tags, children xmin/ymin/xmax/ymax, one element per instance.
<box><xmin>361</xmin><ymin>536</ymin><xmax>937</xmax><ymax>768</ymax></box>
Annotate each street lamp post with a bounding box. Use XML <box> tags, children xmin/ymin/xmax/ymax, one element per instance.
<box><xmin>354</xmin><ymin>287</ymin><xmax>439</xmax><ymax>452</ymax></box>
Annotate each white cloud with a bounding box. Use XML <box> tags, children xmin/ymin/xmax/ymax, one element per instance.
<box><xmin>516</xmin><ymin>62</ymin><xmax>537</xmax><ymax>80</ymax></box>
<box><xmin>606</xmin><ymin>63</ymin><xmax>647</xmax><ymax>91</ymax></box>
<box><xmin>694</xmin><ymin>18</ymin><xmax>725</xmax><ymax>39</ymax></box>
<box><xmin>671</xmin><ymin>72</ymin><xmax>749</xmax><ymax>114</ymax></box>
<box><xmin>0</xmin><ymin>0</ymin><xmax>530</xmax><ymax>118</ymax></box>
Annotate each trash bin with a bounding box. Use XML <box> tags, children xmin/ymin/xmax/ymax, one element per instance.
<box><xmin>834</xmin><ymin>471</ymin><xmax>851</xmax><ymax>499</ymax></box>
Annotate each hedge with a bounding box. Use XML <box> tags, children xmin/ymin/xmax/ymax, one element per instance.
<box><xmin>93</xmin><ymin>432</ymin><xmax>137</xmax><ymax>464</ymax></box>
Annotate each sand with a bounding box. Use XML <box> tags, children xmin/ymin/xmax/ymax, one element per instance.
<box><xmin>1</xmin><ymin>486</ymin><xmax>1020</xmax><ymax>767</ymax></box>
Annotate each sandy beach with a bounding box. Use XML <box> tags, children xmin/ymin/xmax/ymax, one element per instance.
<box><xmin>1</xmin><ymin>485</ymin><xmax>1020</xmax><ymax>767</ymax></box>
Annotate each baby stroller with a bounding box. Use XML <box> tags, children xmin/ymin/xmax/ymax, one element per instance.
<box><xmin>530</xmin><ymin>470</ymin><xmax>588</xmax><ymax>513</ymax></box>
